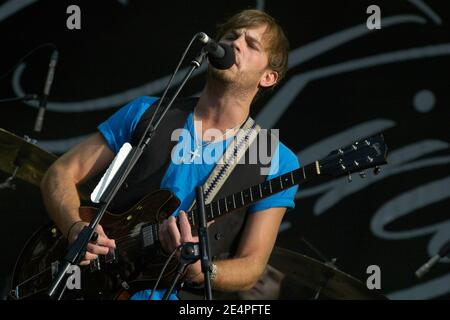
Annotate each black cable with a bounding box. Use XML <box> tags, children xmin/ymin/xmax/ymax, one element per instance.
<box><xmin>149</xmin><ymin>246</ymin><xmax>180</xmax><ymax>300</ymax></box>
<box><xmin>0</xmin><ymin>43</ymin><xmax>57</xmax><ymax>82</ymax></box>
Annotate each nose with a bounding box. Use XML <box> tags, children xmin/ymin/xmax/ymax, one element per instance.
<box><xmin>230</xmin><ymin>31</ymin><xmax>246</xmax><ymax>53</ymax></box>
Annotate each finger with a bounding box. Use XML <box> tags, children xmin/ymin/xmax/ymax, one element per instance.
<box><xmin>80</xmin><ymin>260</ymin><xmax>90</xmax><ymax>266</ymax></box>
<box><xmin>179</xmin><ymin>211</ymin><xmax>193</xmax><ymax>242</ymax></box>
<box><xmin>95</xmin><ymin>234</ymin><xmax>116</xmax><ymax>249</ymax></box>
<box><xmin>95</xmin><ymin>224</ymin><xmax>106</xmax><ymax>236</ymax></box>
<box><xmin>167</xmin><ymin>216</ymin><xmax>181</xmax><ymax>251</ymax></box>
<box><xmin>84</xmin><ymin>251</ymin><xmax>98</xmax><ymax>261</ymax></box>
<box><xmin>87</xmin><ymin>243</ymin><xmax>110</xmax><ymax>255</ymax></box>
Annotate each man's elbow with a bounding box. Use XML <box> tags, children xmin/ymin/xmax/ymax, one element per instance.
<box><xmin>241</xmin><ymin>268</ymin><xmax>264</xmax><ymax>291</ymax></box>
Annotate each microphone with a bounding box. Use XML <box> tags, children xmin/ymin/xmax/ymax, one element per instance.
<box><xmin>34</xmin><ymin>49</ymin><xmax>58</xmax><ymax>133</ymax></box>
<box><xmin>415</xmin><ymin>241</ymin><xmax>450</xmax><ymax>279</ymax></box>
<box><xmin>197</xmin><ymin>32</ymin><xmax>235</xmax><ymax>70</ymax></box>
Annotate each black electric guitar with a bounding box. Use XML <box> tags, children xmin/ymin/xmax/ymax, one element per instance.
<box><xmin>9</xmin><ymin>134</ymin><xmax>388</xmax><ymax>300</ymax></box>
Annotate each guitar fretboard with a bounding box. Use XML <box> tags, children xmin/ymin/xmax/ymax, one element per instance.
<box><xmin>188</xmin><ymin>161</ymin><xmax>320</xmax><ymax>227</ymax></box>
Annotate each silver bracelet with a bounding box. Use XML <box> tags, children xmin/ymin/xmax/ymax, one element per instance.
<box><xmin>210</xmin><ymin>263</ymin><xmax>218</xmax><ymax>282</ymax></box>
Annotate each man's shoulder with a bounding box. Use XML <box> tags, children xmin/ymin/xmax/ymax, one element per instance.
<box><xmin>277</xmin><ymin>141</ymin><xmax>300</xmax><ymax>168</ymax></box>
<box><xmin>130</xmin><ymin>95</ymin><xmax>159</xmax><ymax>107</ymax></box>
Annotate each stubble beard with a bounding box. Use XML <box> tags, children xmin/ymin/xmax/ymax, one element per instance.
<box><xmin>207</xmin><ymin>66</ymin><xmax>259</xmax><ymax>97</ymax></box>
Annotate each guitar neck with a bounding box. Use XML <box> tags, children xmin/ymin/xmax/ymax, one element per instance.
<box><xmin>188</xmin><ymin>161</ymin><xmax>321</xmax><ymax>228</ymax></box>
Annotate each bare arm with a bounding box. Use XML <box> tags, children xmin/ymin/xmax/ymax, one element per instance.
<box><xmin>40</xmin><ymin>132</ymin><xmax>115</xmax><ymax>254</ymax></box>
<box><xmin>210</xmin><ymin>207</ymin><xmax>286</xmax><ymax>291</ymax></box>
<box><xmin>161</xmin><ymin>207</ymin><xmax>286</xmax><ymax>292</ymax></box>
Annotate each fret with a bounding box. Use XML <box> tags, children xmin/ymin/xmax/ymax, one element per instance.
<box><xmin>216</xmin><ymin>200</ymin><xmax>221</xmax><ymax>216</ymax></box>
<box><xmin>258</xmin><ymin>184</ymin><xmax>263</xmax><ymax>198</ymax></box>
<box><xmin>250</xmin><ymin>186</ymin><xmax>258</xmax><ymax>201</ymax></box>
<box><xmin>209</xmin><ymin>204</ymin><xmax>214</xmax><ymax>220</ymax></box>
<box><xmin>270</xmin><ymin>176</ymin><xmax>282</xmax><ymax>192</ymax></box>
<box><xmin>224</xmin><ymin>197</ymin><xmax>228</xmax><ymax>212</ymax></box>
<box><xmin>240</xmin><ymin>191</ymin><xmax>244</xmax><ymax>206</ymax></box>
<box><xmin>232</xmin><ymin>194</ymin><xmax>236</xmax><ymax>209</ymax></box>
<box><xmin>269</xmin><ymin>180</ymin><xmax>273</xmax><ymax>193</ymax></box>
<box><xmin>189</xmin><ymin>211</ymin><xmax>195</xmax><ymax>227</ymax></box>
<box><xmin>290</xmin><ymin>171</ymin><xmax>295</xmax><ymax>185</ymax></box>
<box><xmin>249</xmin><ymin>187</ymin><xmax>253</xmax><ymax>202</ymax></box>
<box><xmin>279</xmin><ymin>176</ymin><xmax>284</xmax><ymax>189</ymax></box>
<box><xmin>242</xmin><ymin>189</ymin><xmax>251</xmax><ymax>204</ymax></box>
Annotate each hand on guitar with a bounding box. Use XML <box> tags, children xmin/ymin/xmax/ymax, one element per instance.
<box><xmin>68</xmin><ymin>221</ymin><xmax>116</xmax><ymax>266</ymax></box>
<box><xmin>159</xmin><ymin>210</ymin><xmax>197</xmax><ymax>254</ymax></box>
<box><xmin>159</xmin><ymin>210</ymin><xmax>211</xmax><ymax>282</ymax></box>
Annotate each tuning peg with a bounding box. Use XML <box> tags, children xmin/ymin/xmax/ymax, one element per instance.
<box><xmin>367</xmin><ymin>156</ymin><xmax>373</xmax><ymax>163</ymax></box>
<box><xmin>373</xmin><ymin>166</ymin><xmax>381</xmax><ymax>175</ymax></box>
<box><xmin>364</xmin><ymin>139</ymin><xmax>371</xmax><ymax>146</ymax></box>
<box><xmin>347</xmin><ymin>173</ymin><xmax>352</xmax><ymax>183</ymax></box>
<box><xmin>359</xmin><ymin>171</ymin><xmax>367</xmax><ymax>178</ymax></box>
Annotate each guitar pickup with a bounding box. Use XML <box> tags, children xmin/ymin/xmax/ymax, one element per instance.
<box><xmin>141</xmin><ymin>224</ymin><xmax>156</xmax><ymax>249</ymax></box>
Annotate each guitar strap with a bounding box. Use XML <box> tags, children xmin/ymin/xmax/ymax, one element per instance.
<box><xmin>187</xmin><ymin>117</ymin><xmax>261</xmax><ymax>211</ymax></box>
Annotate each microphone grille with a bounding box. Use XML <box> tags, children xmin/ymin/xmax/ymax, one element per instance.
<box><xmin>209</xmin><ymin>43</ymin><xmax>235</xmax><ymax>70</ymax></box>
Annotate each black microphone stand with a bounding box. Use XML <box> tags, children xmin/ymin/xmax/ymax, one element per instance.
<box><xmin>0</xmin><ymin>94</ymin><xmax>39</xmax><ymax>103</ymax></box>
<box><xmin>162</xmin><ymin>187</ymin><xmax>213</xmax><ymax>300</ymax></box>
<box><xmin>162</xmin><ymin>242</ymin><xmax>200</xmax><ymax>300</ymax></box>
<box><xmin>196</xmin><ymin>185</ymin><xmax>213</xmax><ymax>300</ymax></box>
<box><xmin>47</xmin><ymin>49</ymin><xmax>207</xmax><ymax>300</ymax></box>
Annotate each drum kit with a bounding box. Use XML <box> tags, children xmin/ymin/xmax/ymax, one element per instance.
<box><xmin>0</xmin><ymin>127</ymin><xmax>386</xmax><ymax>300</ymax></box>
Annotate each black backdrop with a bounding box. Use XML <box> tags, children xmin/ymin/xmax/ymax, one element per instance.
<box><xmin>0</xmin><ymin>0</ymin><xmax>449</xmax><ymax>299</ymax></box>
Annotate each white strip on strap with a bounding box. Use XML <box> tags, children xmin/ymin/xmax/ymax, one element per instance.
<box><xmin>189</xmin><ymin>117</ymin><xmax>261</xmax><ymax>211</ymax></box>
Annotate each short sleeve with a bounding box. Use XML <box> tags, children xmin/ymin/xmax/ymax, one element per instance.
<box><xmin>98</xmin><ymin>96</ymin><xmax>158</xmax><ymax>154</ymax></box>
<box><xmin>248</xmin><ymin>142</ymin><xmax>300</xmax><ymax>213</ymax></box>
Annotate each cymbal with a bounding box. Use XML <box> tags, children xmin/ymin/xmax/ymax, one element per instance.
<box><xmin>0</xmin><ymin>128</ymin><xmax>92</xmax><ymax>200</ymax></box>
<box><xmin>269</xmin><ymin>246</ymin><xmax>387</xmax><ymax>300</ymax></box>
<box><xmin>0</xmin><ymin>128</ymin><xmax>57</xmax><ymax>187</ymax></box>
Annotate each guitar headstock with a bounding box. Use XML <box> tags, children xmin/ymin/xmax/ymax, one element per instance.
<box><xmin>319</xmin><ymin>134</ymin><xmax>388</xmax><ymax>179</ymax></box>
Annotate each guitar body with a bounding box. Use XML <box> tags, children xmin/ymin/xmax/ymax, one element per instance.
<box><xmin>10</xmin><ymin>189</ymin><xmax>181</xmax><ymax>300</ymax></box>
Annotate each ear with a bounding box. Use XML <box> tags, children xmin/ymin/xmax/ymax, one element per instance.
<box><xmin>259</xmin><ymin>69</ymin><xmax>279</xmax><ymax>88</ymax></box>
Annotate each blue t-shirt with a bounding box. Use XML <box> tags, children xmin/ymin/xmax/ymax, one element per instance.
<box><xmin>98</xmin><ymin>96</ymin><xmax>300</xmax><ymax>300</ymax></box>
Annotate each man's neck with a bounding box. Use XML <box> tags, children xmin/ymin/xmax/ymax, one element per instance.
<box><xmin>195</xmin><ymin>82</ymin><xmax>255</xmax><ymax>132</ymax></box>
